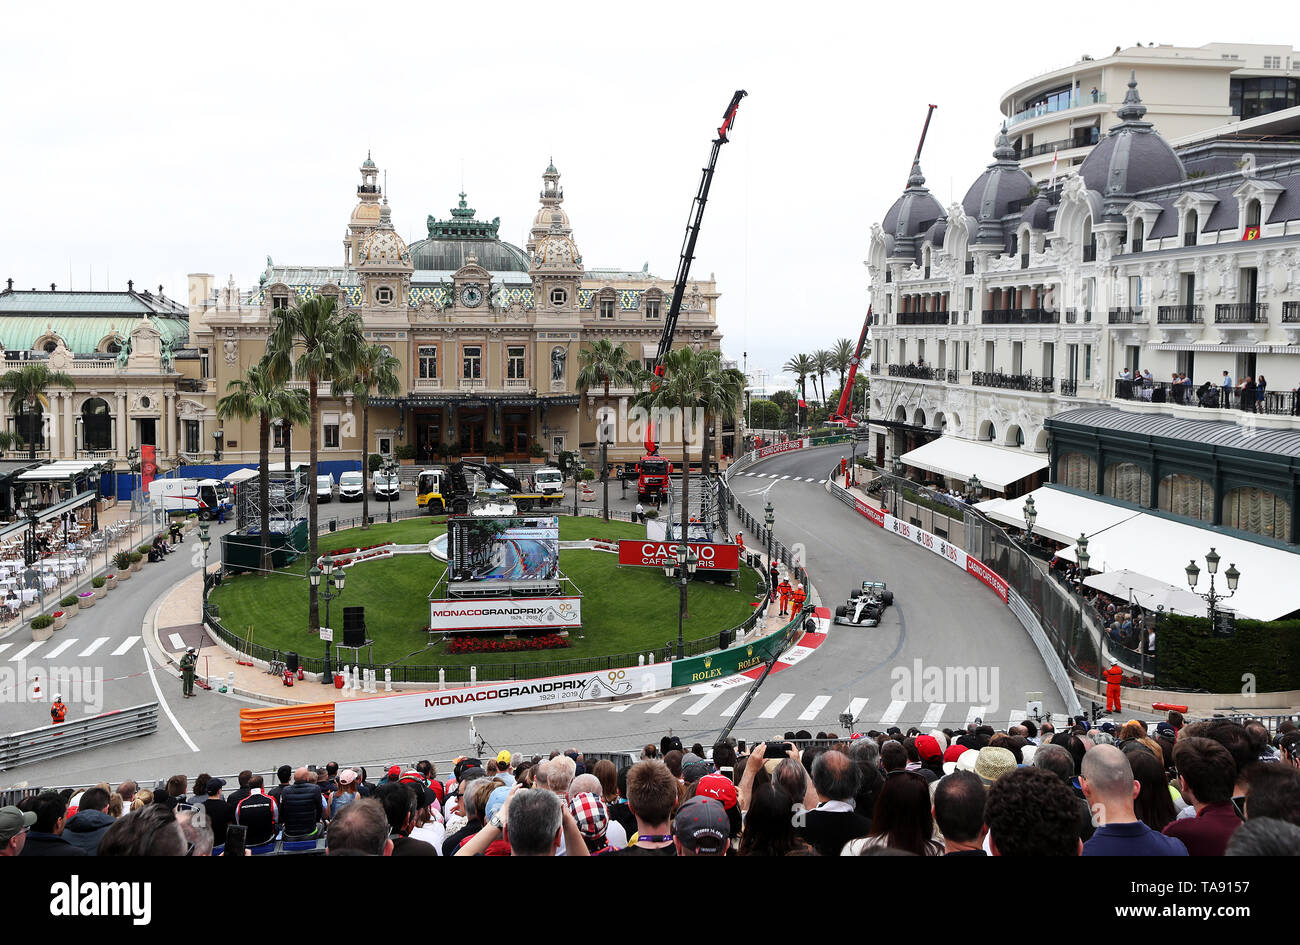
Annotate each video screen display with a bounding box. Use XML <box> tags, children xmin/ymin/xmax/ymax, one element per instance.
<box><xmin>448</xmin><ymin>516</ymin><xmax>560</xmax><ymax>583</ymax></box>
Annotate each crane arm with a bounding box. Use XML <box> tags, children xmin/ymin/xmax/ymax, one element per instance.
<box><xmin>832</xmin><ymin>306</ymin><xmax>872</xmax><ymax>426</ymax></box>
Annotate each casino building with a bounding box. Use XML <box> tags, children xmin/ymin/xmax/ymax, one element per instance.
<box><xmin>189</xmin><ymin>158</ymin><xmax>729</xmax><ymax>472</ymax></box>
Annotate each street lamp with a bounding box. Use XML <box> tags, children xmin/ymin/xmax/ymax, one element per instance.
<box><xmin>127</xmin><ymin>446</ymin><xmax>141</xmax><ymax>509</ymax></box>
<box><xmin>382</xmin><ymin>457</ymin><xmax>396</xmax><ymax>524</ymax></box>
<box><xmin>1075</xmin><ymin>532</ymin><xmax>1090</xmax><ymax>574</ymax></box>
<box><xmin>1022</xmin><ymin>494</ymin><xmax>1037</xmax><ymax>544</ymax></box>
<box><xmin>1186</xmin><ymin>547</ymin><xmax>1239</xmax><ymax>628</ymax></box>
<box><xmin>309</xmin><ymin>554</ymin><xmax>346</xmax><ymax>685</ymax></box>
<box><xmin>199</xmin><ymin>522</ymin><xmax>211</xmax><ymax>586</ymax></box>
<box><xmin>664</xmin><ymin>542</ymin><xmax>700</xmax><ymax>659</ymax></box>
<box><xmin>764</xmin><ymin>499</ymin><xmax>775</xmax><ymax>571</ymax></box>
<box><xmin>212</xmin><ymin>430</ymin><xmax>223</xmax><ymax>462</ymax></box>
<box><xmin>966</xmin><ymin>474</ymin><xmax>982</xmax><ymax>501</ymax></box>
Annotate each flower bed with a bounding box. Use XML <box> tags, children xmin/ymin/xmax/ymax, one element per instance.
<box><xmin>319</xmin><ymin>543</ymin><xmax>395</xmax><ymax>568</ymax></box>
<box><xmin>443</xmin><ymin>633</ymin><xmax>571</xmax><ymax>654</ymax></box>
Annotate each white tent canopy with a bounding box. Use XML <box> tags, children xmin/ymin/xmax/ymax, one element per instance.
<box><xmin>977</xmin><ymin>487</ymin><xmax>1140</xmax><ymax>545</ymax></box>
<box><xmin>16</xmin><ymin>460</ymin><xmax>105</xmax><ymax>481</ymax></box>
<box><xmin>899</xmin><ymin>437</ymin><xmax>1048</xmax><ymax>492</ymax></box>
<box><xmin>1082</xmin><ymin>569</ymin><xmax>1212</xmax><ymax>617</ymax></box>
<box><xmin>222</xmin><ymin>468</ymin><xmax>260</xmax><ymax>486</ymax></box>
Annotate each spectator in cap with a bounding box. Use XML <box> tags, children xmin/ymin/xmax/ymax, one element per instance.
<box><xmin>1080</xmin><ymin>745</ymin><xmax>1187</xmax><ymax>857</ymax></box>
<box><xmin>570</xmin><ymin>774</ymin><xmax>626</xmax><ymax>848</ymax></box>
<box><xmin>326</xmin><ymin>798</ymin><xmax>393</xmax><ymax>856</ymax></box>
<box><xmin>673</xmin><ymin>796</ymin><xmax>729</xmax><ymax>856</ymax></box>
<box><xmin>986</xmin><ymin>767</ymin><xmax>1082</xmax><ymax>856</ymax></box>
<box><xmin>0</xmin><ymin>805</ymin><xmax>37</xmax><ymax>857</ymax></box>
<box><xmin>569</xmin><ymin>792</ymin><xmax>615</xmax><ymax>854</ymax></box>
<box><xmin>494</xmin><ymin>751</ymin><xmax>516</xmax><ymax>786</ymax></box>
<box><xmin>973</xmin><ymin>747</ymin><xmax>1018</xmax><ymax>788</ymax></box>
<box><xmin>843</xmin><ymin>770</ymin><xmax>942</xmax><ymax>856</ymax></box>
<box><xmin>913</xmin><ymin>735</ymin><xmax>943</xmax><ymax>782</ymax></box>
<box><xmin>331</xmin><ymin>770</ymin><xmax>361</xmax><ymax>818</ymax></box>
<box><xmin>932</xmin><ymin>771</ymin><xmax>987</xmax><ymax>855</ymax></box>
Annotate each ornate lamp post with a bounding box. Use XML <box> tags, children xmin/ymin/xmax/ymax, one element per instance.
<box><xmin>663</xmin><ymin>542</ymin><xmax>699</xmax><ymax>659</ymax></box>
<box><xmin>1022</xmin><ymin>494</ymin><xmax>1038</xmax><ymax>544</ymax></box>
<box><xmin>382</xmin><ymin>457</ymin><xmax>397</xmax><ymax>524</ymax></box>
<box><xmin>966</xmin><ymin>474</ymin><xmax>982</xmax><ymax>501</ymax></box>
<box><xmin>764</xmin><ymin>499</ymin><xmax>775</xmax><ymax>570</ymax></box>
<box><xmin>199</xmin><ymin>522</ymin><xmax>211</xmax><ymax>588</ymax></box>
<box><xmin>309</xmin><ymin>554</ymin><xmax>346</xmax><ymax>684</ymax></box>
<box><xmin>212</xmin><ymin>430</ymin><xmax>223</xmax><ymax>462</ymax></box>
<box><xmin>1075</xmin><ymin>532</ymin><xmax>1090</xmax><ymax>574</ymax></box>
<box><xmin>1186</xmin><ymin>547</ymin><xmax>1240</xmax><ymax>629</ymax></box>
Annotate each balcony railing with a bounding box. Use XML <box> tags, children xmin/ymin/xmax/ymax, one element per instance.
<box><xmin>1007</xmin><ymin>90</ymin><xmax>1107</xmax><ymax>128</ymax></box>
<box><xmin>1060</xmin><ymin>379</ymin><xmax>1078</xmax><ymax>397</ymax></box>
<box><xmin>981</xmin><ymin>308</ymin><xmax>1059</xmax><ymax>325</ymax></box>
<box><xmin>459</xmin><ymin>377</ymin><xmax>486</xmax><ymax>391</ymax></box>
<box><xmin>1130</xmin><ymin>238</ymin><xmax>1143</xmax><ymax>253</ymax></box>
<box><xmin>504</xmin><ymin>377</ymin><xmax>531</xmax><ymax>389</ymax></box>
<box><xmin>897</xmin><ymin>311</ymin><xmax>951</xmax><ymax>325</ymax></box>
<box><xmin>1214</xmin><ymin>303</ymin><xmax>1268</xmax><ymax>323</ymax></box>
<box><xmin>888</xmin><ymin>364</ymin><xmax>941</xmax><ymax>380</ymax></box>
<box><xmin>1283</xmin><ymin>301</ymin><xmax>1300</xmax><ymax>323</ymax></box>
<box><xmin>1116</xmin><ymin>379</ymin><xmax>1298</xmax><ymax>415</ymax></box>
<box><xmin>1064</xmin><ymin>309</ymin><xmax>1092</xmax><ymax>324</ymax></box>
<box><xmin>971</xmin><ymin>371</ymin><xmax>1054</xmax><ymax>393</ymax></box>
<box><xmin>870</xmin><ymin>363</ymin><xmax>881</xmax><ymax>375</ymax></box>
<box><xmin>946</xmin><ymin>369</ymin><xmax>959</xmax><ymax>384</ymax></box>
<box><xmin>1108</xmin><ymin>308</ymin><xmax>1145</xmax><ymax>324</ymax></box>
<box><xmin>1157</xmin><ymin>305</ymin><xmax>1203</xmax><ymax>324</ymax></box>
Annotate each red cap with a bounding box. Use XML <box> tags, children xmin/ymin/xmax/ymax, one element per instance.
<box><xmin>943</xmin><ymin>744</ymin><xmax>968</xmax><ymax>764</ymax></box>
<box><xmin>695</xmin><ymin>773</ymin><xmax>738</xmax><ymax>810</ymax></box>
<box><xmin>387</xmin><ymin>765</ymin><xmax>401</xmax><ymax>779</ymax></box>
<box><xmin>915</xmin><ymin>735</ymin><xmax>942</xmax><ymax>761</ymax></box>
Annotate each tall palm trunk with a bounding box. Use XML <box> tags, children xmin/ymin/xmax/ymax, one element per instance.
<box><xmin>361</xmin><ymin>399</ymin><xmax>370</xmax><ymax>529</ymax></box>
<box><xmin>601</xmin><ymin>379</ymin><xmax>610</xmax><ymax>523</ymax></box>
<box><xmin>282</xmin><ymin>419</ymin><xmax>291</xmax><ymax>475</ymax></box>
<box><xmin>259</xmin><ymin>414</ymin><xmax>272</xmax><ymax>574</ymax></box>
<box><xmin>307</xmin><ymin>373</ymin><xmax>320</xmax><ymax>630</ymax></box>
<box><xmin>680</xmin><ymin>421</ymin><xmax>690</xmax><ymax>619</ymax></box>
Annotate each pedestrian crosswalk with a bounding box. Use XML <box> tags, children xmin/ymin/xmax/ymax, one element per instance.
<box><xmin>607</xmin><ymin>690</ymin><xmax>1049</xmax><ymax>730</ymax></box>
<box><xmin>0</xmin><ymin>634</ymin><xmax>143</xmax><ymax>662</ymax></box>
<box><xmin>739</xmin><ymin>473</ymin><xmax>827</xmax><ymax>483</ymax></box>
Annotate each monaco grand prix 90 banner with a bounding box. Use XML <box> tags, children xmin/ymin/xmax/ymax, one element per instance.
<box><xmin>428</xmin><ymin>595</ymin><xmax>581</xmax><ymax>632</ymax></box>
<box><xmin>617</xmin><ymin>540</ymin><xmax>741</xmax><ymax>571</ymax></box>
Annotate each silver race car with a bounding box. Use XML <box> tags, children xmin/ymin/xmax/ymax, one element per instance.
<box><xmin>833</xmin><ymin>581</ymin><xmax>894</xmax><ymax>627</ymax></box>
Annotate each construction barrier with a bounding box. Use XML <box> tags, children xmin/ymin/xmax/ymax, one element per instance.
<box><xmin>239</xmin><ymin>702</ymin><xmax>336</xmax><ymax>742</ymax></box>
<box><xmin>1</xmin><ymin>703</ymin><xmax>159</xmax><ymax>771</ymax></box>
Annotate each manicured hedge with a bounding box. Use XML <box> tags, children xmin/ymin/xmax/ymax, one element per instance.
<box><xmin>1156</xmin><ymin>614</ymin><xmax>1300</xmax><ymax>692</ymax></box>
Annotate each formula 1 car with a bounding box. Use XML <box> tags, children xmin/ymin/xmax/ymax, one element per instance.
<box><xmin>833</xmin><ymin>581</ymin><xmax>894</xmax><ymax>627</ymax></box>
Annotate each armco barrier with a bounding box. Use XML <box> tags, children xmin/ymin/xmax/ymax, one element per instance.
<box><xmin>1</xmin><ymin>702</ymin><xmax>159</xmax><ymax>771</ymax></box>
<box><xmin>827</xmin><ymin>474</ymin><xmax>1082</xmax><ymax>718</ymax></box>
<box><xmin>239</xmin><ymin>702</ymin><xmax>336</xmax><ymax>742</ymax></box>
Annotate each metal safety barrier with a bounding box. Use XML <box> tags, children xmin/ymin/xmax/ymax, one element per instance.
<box><xmin>0</xmin><ymin>702</ymin><xmax>159</xmax><ymax>771</ymax></box>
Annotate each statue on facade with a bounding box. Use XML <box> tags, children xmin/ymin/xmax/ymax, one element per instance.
<box><xmin>551</xmin><ymin>346</ymin><xmax>566</xmax><ymax>382</ymax></box>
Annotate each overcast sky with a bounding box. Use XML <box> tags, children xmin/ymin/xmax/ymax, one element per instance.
<box><xmin>1</xmin><ymin>1</ymin><xmax>1282</xmax><ymax>393</ymax></box>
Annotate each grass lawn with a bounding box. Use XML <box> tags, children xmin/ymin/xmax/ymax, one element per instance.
<box><xmin>209</xmin><ymin>516</ymin><xmax>760</xmax><ymax>667</ymax></box>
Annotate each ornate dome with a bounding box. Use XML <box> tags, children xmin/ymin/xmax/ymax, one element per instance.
<box><xmin>408</xmin><ymin>193</ymin><xmax>531</xmax><ymax>273</ymax></box>
<box><xmin>358</xmin><ymin>208</ymin><xmax>411</xmax><ymax>266</ymax></box>
<box><xmin>962</xmin><ymin>124</ymin><xmax>1034</xmax><ymax>243</ymax></box>
<box><xmin>534</xmin><ymin>233</ymin><xmax>581</xmax><ymax>267</ymax></box>
<box><xmin>1078</xmin><ymin>72</ymin><xmax>1185</xmax><ymax>218</ymax></box>
<box><xmin>882</xmin><ymin>161</ymin><xmax>943</xmax><ymax>257</ymax></box>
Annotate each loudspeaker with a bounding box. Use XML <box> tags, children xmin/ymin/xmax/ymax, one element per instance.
<box><xmin>285</xmin><ymin>651</ymin><xmax>300</xmax><ymax>673</ymax></box>
<box><xmin>343</xmin><ymin>607</ymin><xmax>366</xmax><ymax>647</ymax></box>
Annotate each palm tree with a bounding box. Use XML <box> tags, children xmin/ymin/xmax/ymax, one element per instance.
<box><xmin>217</xmin><ymin>360</ymin><xmax>309</xmax><ymax>574</ymax></box>
<box><xmin>697</xmin><ymin>355</ymin><xmax>747</xmax><ymax>482</ymax></box>
<box><xmin>267</xmin><ymin>295</ymin><xmax>364</xmax><ymax>630</ymax></box>
<box><xmin>783</xmin><ymin>354</ymin><xmax>814</xmax><ymax>427</ymax></box>
<box><xmin>576</xmin><ymin>339</ymin><xmax>636</xmax><ymax>522</ymax></box>
<box><xmin>635</xmin><ymin>348</ymin><xmax>743</xmax><ymax>618</ymax></box>
<box><xmin>831</xmin><ymin>338</ymin><xmax>854</xmax><ymax>394</ymax></box>
<box><xmin>812</xmin><ymin>349</ymin><xmax>834</xmax><ymax>407</ymax></box>
<box><xmin>0</xmin><ymin>363</ymin><xmax>75</xmax><ymax>459</ymax></box>
<box><xmin>333</xmin><ymin>343</ymin><xmax>401</xmax><ymax>530</ymax></box>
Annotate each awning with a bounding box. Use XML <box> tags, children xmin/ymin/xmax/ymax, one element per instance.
<box><xmin>976</xmin><ymin>486</ymin><xmax>1140</xmax><ymax>544</ymax></box>
<box><xmin>1047</xmin><ymin>492</ymin><xmax>1300</xmax><ymax>621</ymax></box>
<box><xmin>222</xmin><ymin>468</ymin><xmax>261</xmax><ymax>486</ymax></box>
<box><xmin>16</xmin><ymin>460</ymin><xmax>107</xmax><ymax>481</ymax></box>
<box><xmin>1082</xmin><ymin>569</ymin><xmax>1210</xmax><ymax>617</ymax></box>
<box><xmin>36</xmin><ymin>490</ymin><xmax>98</xmax><ymax>523</ymax></box>
<box><xmin>899</xmin><ymin>437</ymin><xmax>1048</xmax><ymax>491</ymax></box>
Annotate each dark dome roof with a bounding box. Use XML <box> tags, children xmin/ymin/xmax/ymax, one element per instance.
<box><xmin>883</xmin><ymin>162</ymin><xmax>942</xmax><ymax>255</ymax></box>
<box><xmin>962</xmin><ymin>125</ymin><xmax>1034</xmax><ymax>242</ymax></box>
<box><xmin>1020</xmin><ymin>194</ymin><xmax>1052</xmax><ymax>231</ymax></box>
<box><xmin>409</xmin><ymin>193</ymin><xmax>531</xmax><ymax>273</ymax></box>
<box><xmin>408</xmin><ymin>237</ymin><xmax>530</xmax><ymax>273</ymax></box>
<box><xmin>1078</xmin><ymin>73</ymin><xmax>1184</xmax><ymax>216</ymax></box>
<box><xmin>924</xmin><ymin>219</ymin><xmax>947</xmax><ymax>246</ymax></box>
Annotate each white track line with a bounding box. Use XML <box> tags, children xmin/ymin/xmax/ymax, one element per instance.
<box><xmin>843</xmin><ymin>697</ymin><xmax>869</xmax><ymax>723</ymax></box>
<box><xmin>878</xmin><ymin>700</ymin><xmax>907</xmax><ymax>726</ymax></box>
<box><xmin>78</xmin><ymin>637</ymin><xmax>111</xmax><ymax>657</ymax></box>
<box><xmin>168</xmin><ymin>633</ymin><xmax>186</xmax><ymax>650</ymax></box>
<box><xmin>719</xmin><ymin>694</ymin><xmax>746</xmax><ymax>716</ymax></box>
<box><xmin>965</xmin><ymin>706</ymin><xmax>987</xmax><ymax>726</ymax></box>
<box><xmin>607</xmin><ymin>703</ymin><xmax>631</xmax><ymax>712</ymax></box>
<box><xmin>143</xmin><ymin>645</ymin><xmax>199</xmax><ymax>753</ymax></box>
<box><xmin>111</xmin><ymin>637</ymin><xmax>142</xmax><ymax>657</ymax></box>
<box><xmin>758</xmin><ymin>693</ymin><xmax>796</xmax><ymax>719</ymax></box>
<box><xmin>645</xmin><ymin>696</ymin><xmax>682</xmax><ymax>715</ymax></box>
<box><xmin>0</xmin><ymin>644</ymin><xmax>10</xmax><ymax>658</ymax></box>
<box><xmin>8</xmin><ymin>641</ymin><xmax>44</xmax><ymax>661</ymax></box>
<box><xmin>921</xmin><ymin>703</ymin><xmax>947</xmax><ymax>728</ymax></box>
<box><xmin>798</xmin><ymin>695</ymin><xmax>831</xmax><ymax>721</ymax></box>
<box><xmin>682</xmin><ymin>691</ymin><xmax>723</xmax><ymax>716</ymax></box>
<box><xmin>42</xmin><ymin>638</ymin><xmax>80</xmax><ymax>659</ymax></box>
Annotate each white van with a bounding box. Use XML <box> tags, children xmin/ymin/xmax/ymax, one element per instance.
<box><xmin>338</xmin><ymin>470</ymin><xmax>364</xmax><ymax>502</ymax></box>
<box><xmin>317</xmin><ymin>473</ymin><xmax>335</xmax><ymax>502</ymax></box>
<box><xmin>532</xmin><ymin>467</ymin><xmax>564</xmax><ymax>496</ymax></box>
<box><xmin>148</xmin><ymin>478</ymin><xmax>231</xmax><ymax>520</ymax></box>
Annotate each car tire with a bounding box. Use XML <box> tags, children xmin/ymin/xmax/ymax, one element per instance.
<box><xmin>881</xmin><ymin>590</ymin><xmax>894</xmax><ymax>606</ymax></box>
<box><xmin>835</xmin><ymin>605</ymin><xmax>847</xmax><ymax>618</ymax></box>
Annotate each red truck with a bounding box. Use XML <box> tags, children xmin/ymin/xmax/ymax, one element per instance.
<box><xmin>636</xmin><ymin>454</ymin><xmax>672</xmax><ymax>502</ymax></box>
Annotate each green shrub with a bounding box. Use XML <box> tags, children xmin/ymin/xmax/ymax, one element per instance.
<box><xmin>130</xmin><ymin>551</ymin><xmax>143</xmax><ymax>563</ymax></box>
<box><xmin>113</xmin><ymin>551</ymin><xmax>131</xmax><ymax>570</ymax></box>
<box><xmin>395</xmin><ymin>444</ymin><xmax>417</xmax><ymax>461</ymax></box>
<box><xmin>529</xmin><ymin>442</ymin><xmax>546</xmax><ymax>457</ymax></box>
<box><xmin>60</xmin><ymin>595</ymin><xmax>78</xmax><ymax>608</ymax></box>
<box><xmin>92</xmin><ymin>576</ymin><xmax>106</xmax><ymax>589</ymax></box>
<box><xmin>138</xmin><ymin>543</ymin><xmax>153</xmax><ymax>555</ymax></box>
<box><xmin>31</xmin><ymin>615</ymin><xmax>53</xmax><ymax>630</ymax></box>
<box><xmin>368</xmin><ymin>454</ymin><xmax>383</xmax><ymax>473</ymax></box>
<box><xmin>1155</xmin><ymin>614</ymin><xmax>1300</xmax><ymax>692</ymax></box>
<box><xmin>581</xmin><ymin>468</ymin><xmax>596</xmax><ymax>481</ymax></box>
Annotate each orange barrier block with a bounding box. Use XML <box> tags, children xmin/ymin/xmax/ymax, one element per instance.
<box><xmin>239</xmin><ymin>702</ymin><xmax>336</xmax><ymax>742</ymax></box>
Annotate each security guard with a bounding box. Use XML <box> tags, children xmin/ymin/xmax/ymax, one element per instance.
<box><xmin>778</xmin><ymin>577</ymin><xmax>793</xmax><ymax>616</ymax></box>
<box><xmin>180</xmin><ymin>647</ymin><xmax>199</xmax><ymax>698</ymax></box>
<box><xmin>790</xmin><ymin>583</ymin><xmax>807</xmax><ymax>615</ymax></box>
<box><xmin>1103</xmin><ymin>662</ymin><xmax>1123</xmax><ymax>714</ymax></box>
<box><xmin>768</xmin><ymin>561</ymin><xmax>780</xmax><ymax>602</ymax></box>
<box><xmin>735</xmin><ymin>532</ymin><xmax>745</xmax><ymax>557</ymax></box>
<box><xmin>50</xmin><ymin>694</ymin><xmax>67</xmax><ymax>724</ymax></box>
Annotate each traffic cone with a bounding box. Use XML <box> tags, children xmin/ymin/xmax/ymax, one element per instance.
<box><xmin>31</xmin><ymin>672</ymin><xmax>42</xmax><ymax>700</ymax></box>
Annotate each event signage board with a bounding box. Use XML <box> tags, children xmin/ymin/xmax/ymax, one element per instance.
<box><xmin>448</xmin><ymin>515</ymin><xmax>559</xmax><ymax>583</ymax></box>
<box><xmin>428</xmin><ymin>596</ymin><xmax>582</xmax><ymax>632</ymax></box>
<box><xmin>755</xmin><ymin>439</ymin><xmax>806</xmax><ymax>460</ymax></box>
<box><xmin>334</xmin><ymin>663</ymin><xmax>672</xmax><ymax>731</ymax></box>
<box><xmin>853</xmin><ymin>496</ymin><xmax>885</xmax><ymax>527</ymax></box>
<box><xmin>616</xmin><ymin>540</ymin><xmax>741</xmax><ymax>571</ymax></box>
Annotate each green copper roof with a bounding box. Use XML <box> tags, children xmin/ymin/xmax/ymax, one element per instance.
<box><xmin>425</xmin><ymin>193</ymin><xmax>502</xmax><ymax>240</ymax></box>
<box><xmin>0</xmin><ymin>316</ymin><xmax>189</xmax><ymax>355</ymax></box>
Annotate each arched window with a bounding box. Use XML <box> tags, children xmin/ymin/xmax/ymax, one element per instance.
<box><xmin>1245</xmin><ymin>200</ymin><xmax>1261</xmax><ymax>227</ymax></box>
<box><xmin>1058</xmin><ymin>451</ymin><xmax>1096</xmax><ymax>491</ymax></box>
<box><xmin>1158</xmin><ymin>473</ymin><xmax>1213</xmax><ymax>523</ymax></box>
<box><xmin>1222</xmin><ymin>487</ymin><xmax>1291</xmax><ymax>540</ymax></box>
<box><xmin>1131</xmin><ymin>218</ymin><xmax>1145</xmax><ymax>252</ymax></box>
<box><xmin>1184</xmin><ymin>210</ymin><xmax>1199</xmax><ymax>247</ymax></box>
<box><xmin>978</xmin><ymin>420</ymin><xmax>996</xmax><ymax>442</ymax></box>
<box><xmin>81</xmin><ymin>398</ymin><xmax>112</xmax><ymax>452</ymax></box>
<box><xmin>1104</xmin><ymin>462</ymin><xmax>1150</xmax><ymax>506</ymax></box>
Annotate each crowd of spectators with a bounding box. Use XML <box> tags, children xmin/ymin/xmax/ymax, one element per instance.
<box><xmin>3</xmin><ymin>715</ymin><xmax>1297</xmax><ymax>857</ymax></box>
